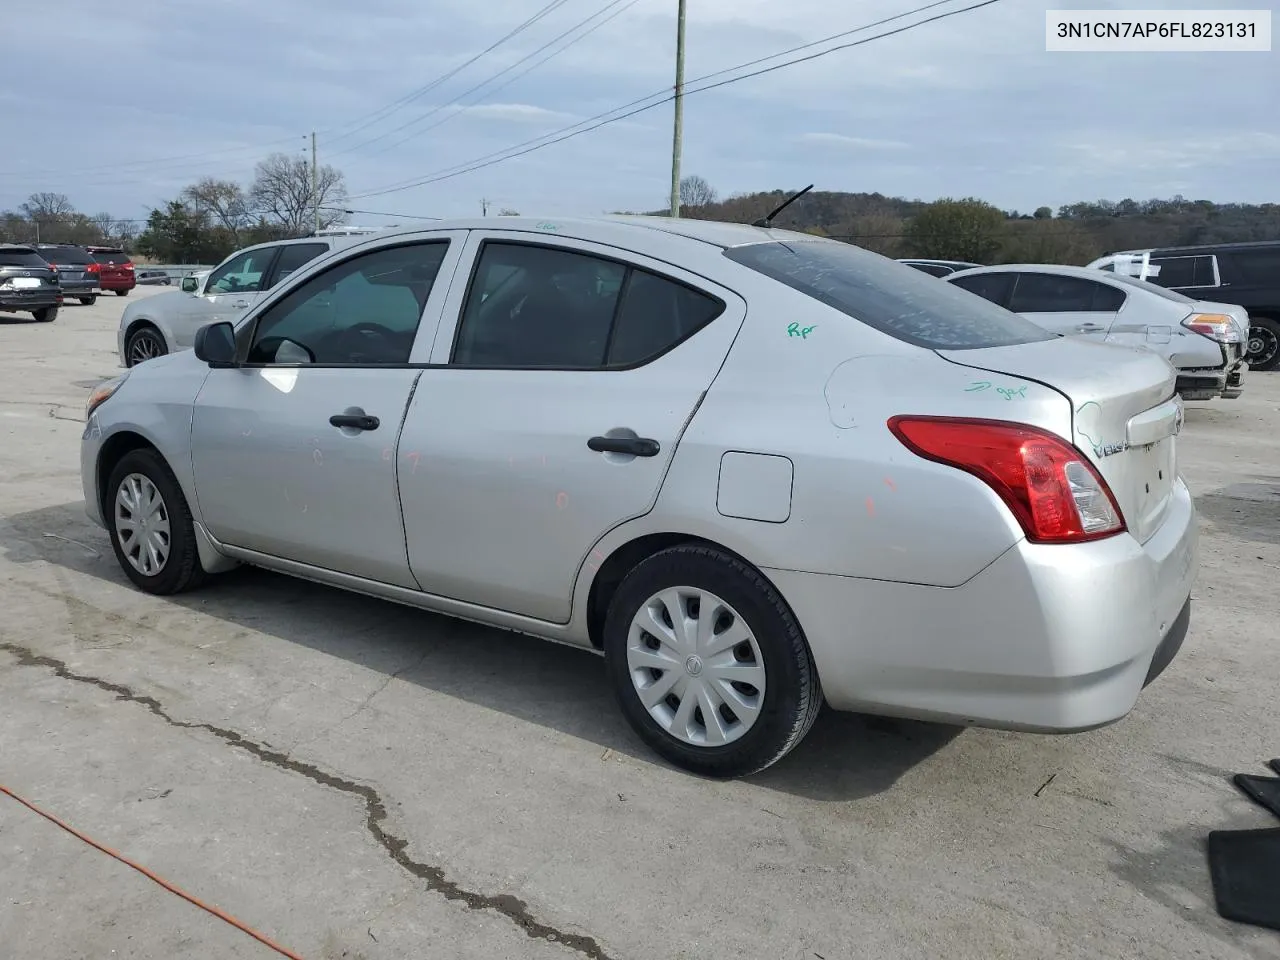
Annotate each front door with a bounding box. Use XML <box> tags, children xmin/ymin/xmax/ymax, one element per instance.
<box><xmin>190</xmin><ymin>237</ymin><xmax>460</xmax><ymax>587</ymax></box>
<box><xmin>397</xmin><ymin>233</ymin><xmax>745</xmax><ymax>623</ymax></box>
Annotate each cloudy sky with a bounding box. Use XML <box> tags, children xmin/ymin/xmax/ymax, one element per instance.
<box><xmin>1</xmin><ymin>0</ymin><xmax>1275</xmax><ymax>226</ymax></box>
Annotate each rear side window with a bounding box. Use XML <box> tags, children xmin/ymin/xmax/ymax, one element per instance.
<box><xmin>949</xmin><ymin>272</ymin><xmax>1016</xmax><ymax>307</ymax></box>
<box><xmin>724</xmin><ymin>241</ymin><xmax>1051</xmax><ymax>350</ymax></box>
<box><xmin>270</xmin><ymin>243</ymin><xmax>329</xmax><ymax>286</ymax></box>
<box><xmin>1008</xmin><ymin>274</ymin><xmax>1126</xmax><ymax>313</ymax></box>
<box><xmin>0</xmin><ymin>249</ymin><xmax>49</xmax><ymax>267</ymax></box>
<box><xmin>452</xmin><ymin>241</ymin><xmax>724</xmax><ymax>368</ymax></box>
<box><xmin>1147</xmin><ymin>255</ymin><xmax>1216</xmax><ymax>288</ymax></box>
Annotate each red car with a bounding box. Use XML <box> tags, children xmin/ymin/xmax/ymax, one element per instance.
<box><xmin>85</xmin><ymin>246</ymin><xmax>136</xmax><ymax>296</ymax></box>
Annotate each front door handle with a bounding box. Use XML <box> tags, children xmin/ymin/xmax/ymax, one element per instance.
<box><xmin>588</xmin><ymin>435</ymin><xmax>660</xmax><ymax>457</ymax></box>
<box><xmin>232</xmin><ymin>300</ymin><xmax>250</xmax><ymax>309</ymax></box>
<box><xmin>330</xmin><ymin>413</ymin><xmax>380</xmax><ymax>431</ymax></box>
<box><xmin>1076</xmin><ymin>322</ymin><xmax>1105</xmax><ymax>333</ymax></box>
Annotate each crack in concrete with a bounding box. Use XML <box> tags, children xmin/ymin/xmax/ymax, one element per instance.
<box><xmin>0</xmin><ymin>641</ymin><xmax>617</xmax><ymax>960</ymax></box>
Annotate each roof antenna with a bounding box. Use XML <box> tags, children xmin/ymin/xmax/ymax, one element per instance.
<box><xmin>752</xmin><ymin>184</ymin><xmax>814</xmax><ymax>228</ymax></box>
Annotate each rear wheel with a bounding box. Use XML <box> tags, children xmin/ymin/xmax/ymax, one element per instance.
<box><xmin>115</xmin><ymin>289</ymin><xmax>130</xmax><ymax>297</ymax></box>
<box><xmin>604</xmin><ymin>544</ymin><xmax>822</xmax><ymax>778</ymax></box>
<box><xmin>78</xmin><ymin>295</ymin><xmax>97</xmax><ymax>306</ymax></box>
<box><xmin>1246</xmin><ymin>316</ymin><xmax>1280</xmax><ymax>372</ymax></box>
<box><xmin>105</xmin><ymin>449</ymin><xmax>206</xmax><ymax>595</ymax></box>
<box><xmin>125</xmin><ymin>326</ymin><xmax>167</xmax><ymax>366</ymax></box>
<box><xmin>32</xmin><ymin>307</ymin><xmax>57</xmax><ymax>323</ymax></box>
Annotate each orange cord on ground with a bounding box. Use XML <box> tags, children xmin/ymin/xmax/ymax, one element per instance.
<box><xmin>0</xmin><ymin>783</ymin><xmax>305</xmax><ymax>960</ymax></box>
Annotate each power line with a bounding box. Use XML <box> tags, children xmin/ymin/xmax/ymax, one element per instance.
<box><xmin>330</xmin><ymin>0</ymin><xmax>644</xmax><ymax>161</ymax></box>
<box><xmin>350</xmin><ymin>0</ymin><xmax>1003</xmax><ymax>201</ymax></box>
<box><xmin>322</xmin><ymin>0</ymin><xmax>575</xmax><ymax>149</ymax></box>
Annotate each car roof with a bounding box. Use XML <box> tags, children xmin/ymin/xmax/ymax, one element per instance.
<box><xmin>1112</xmin><ymin>240</ymin><xmax>1280</xmax><ymax>257</ymax></box>
<box><xmin>330</xmin><ymin>215</ymin><xmax>817</xmax><ymax>251</ymax></box>
<box><xmin>0</xmin><ymin>244</ymin><xmax>38</xmax><ymax>253</ymax></box>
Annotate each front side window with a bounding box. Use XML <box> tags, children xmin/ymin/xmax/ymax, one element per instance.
<box><xmin>724</xmin><ymin>240</ymin><xmax>1051</xmax><ymax>350</ymax></box>
<box><xmin>207</xmin><ymin>248</ymin><xmax>276</xmax><ymax>295</ymax></box>
<box><xmin>247</xmin><ymin>241</ymin><xmax>448</xmax><ymax>365</ymax></box>
<box><xmin>1225</xmin><ymin>250</ymin><xmax>1280</xmax><ymax>284</ymax></box>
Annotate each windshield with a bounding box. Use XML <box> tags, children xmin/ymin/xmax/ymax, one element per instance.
<box><xmin>724</xmin><ymin>240</ymin><xmax>1053</xmax><ymax>350</ymax></box>
<box><xmin>0</xmin><ymin>249</ymin><xmax>50</xmax><ymax>268</ymax></box>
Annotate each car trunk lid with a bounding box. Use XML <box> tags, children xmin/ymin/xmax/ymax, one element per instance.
<box><xmin>937</xmin><ymin>336</ymin><xmax>1180</xmax><ymax>543</ymax></box>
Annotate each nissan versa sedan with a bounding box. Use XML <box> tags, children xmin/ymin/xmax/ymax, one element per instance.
<box><xmin>81</xmin><ymin>217</ymin><xmax>1197</xmax><ymax>777</ymax></box>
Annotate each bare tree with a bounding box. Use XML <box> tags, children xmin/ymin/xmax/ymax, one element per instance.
<box><xmin>181</xmin><ymin>177</ymin><xmax>253</xmax><ymax>243</ymax></box>
<box><xmin>114</xmin><ymin>219</ymin><xmax>139</xmax><ymax>245</ymax></box>
<box><xmin>679</xmin><ymin>175</ymin><xmax>718</xmax><ymax>213</ymax></box>
<box><xmin>250</xmin><ymin>153</ymin><xmax>348</xmax><ymax>237</ymax></box>
<box><xmin>20</xmin><ymin>192</ymin><xmax>75</xmax><ymax>221</ymax></box>
<box><xmin>91</xmin><ymin>211</ymin><xmax>116</xmax><ymax>240</ymax></box>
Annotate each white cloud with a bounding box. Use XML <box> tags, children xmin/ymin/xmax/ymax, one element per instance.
<box><xmin>799</xmin><ymin>133</ymin><xmax>910</xmax><ymax>150</ymax></box>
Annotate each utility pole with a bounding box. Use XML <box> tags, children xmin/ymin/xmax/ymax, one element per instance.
<box><xmin>311</xmin><ymin>131</ymin><xmax>320</xmax><ymax>234</ymax></box>
<box><xmin>481</xmin><ymin>198</ymin><xmax>489</xmax><ymax>217</ymax></box>
<box><xmin>668</xmin><ymin>0</ymin><xmax>687</xmax><ymax>219</ymax></box>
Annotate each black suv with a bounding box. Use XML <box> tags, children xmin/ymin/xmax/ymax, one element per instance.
<box><xmin>0</xmin><ymin>244</ymin><xmax>61</xmax><ymax>322</ymax></box>
<box><xmin>1093</xmin><ymin>241</ymin><xmax>1280</xmax><ymax>371</ymax></box>
<box><xmin>32</xmin><ymin>243</ymin><xmax>99</xmax><ymax>305</ymax></box>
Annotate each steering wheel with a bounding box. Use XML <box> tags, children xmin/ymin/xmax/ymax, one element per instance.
<box><xmin>320</xmin><ymin>321</ymin><xmax>400</xmax><ymax>362</ymax></box>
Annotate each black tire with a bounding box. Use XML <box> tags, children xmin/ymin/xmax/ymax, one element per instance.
<box><xmin>78</xmin><ymin>295</ymin><xmax>97</xmax><ymax>306</ymax></box>
<box><xmin>1246</xmin><ymin>316</ymin><xmax>1280</xmax><ymax>372</ymax></box>
<box><xmin>115</xmin><ymin>289</ymin><xmax>130</xmax><ymax>297</ymax></box>
<box><xmin>105</xmin><ymin>448</ymin><xmax>207</xmax><ymax>595</ymax></box>
<box><xmin>603</xmin><ymin>544</ymin><xmax>822</xmax><ymax>778</ymax></box>
<box><xmin>125</xmin><ymin>325</ymin><xmax>167</xmax><ymax>367</ymax></box>
<box><xmin>32</xmin><ymin>306</ymin><xmax>57</xmax><ymax>323</ymax></box>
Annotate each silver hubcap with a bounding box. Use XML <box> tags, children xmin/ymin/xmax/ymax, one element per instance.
<box><xmin>1249</xmin><ymin>326</ymin><xmax>1277</xmax><ymax>366</ymax></box>
<box><xmin>129</xmin><ymin>333</ymin><xmax>161</xmax><ymax>365</ymax></box>
<box><xmin>114</xmin><ymin>473</ymin><xmax>171</xmax><ymax>576</ymax></box>
<box><xmin>627</xmin><ymin>587</ymin><xmax>766</xmax><ymax>747</ymax></box>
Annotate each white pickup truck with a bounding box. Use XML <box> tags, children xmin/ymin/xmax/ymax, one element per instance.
<box><xmin>116</xmin><ymin>236</ymin><xmax>361</xmax><ymax>367</ymax></box>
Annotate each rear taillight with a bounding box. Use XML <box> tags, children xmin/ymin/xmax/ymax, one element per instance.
<box><xmin>86</xmin><ymin>262</ymin><xmax>101</xmax><ymax>274</ymax></box>
<box><xmin>887</xmin><ymin>416</ymin><xmax>1126</xmax><ymax>544</ymax></box>
<box><xmin>122</xmin><ymin>263</ymin><xmax>134</xmax><ymax>271</ymax></box>
<box><xmin>1183</xmin><ymin>313</ymin><xmax>1240</xmax><ymax>344</ymax></box>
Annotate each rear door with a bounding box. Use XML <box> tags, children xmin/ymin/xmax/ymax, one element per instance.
<box><xmin>1006</xmin><ymin>272</ymin><xmax>1125</xmax><ymax>341</ymax></box>
<box><xmin>397</xmin><ymin>231</ymin><xmax>745</xmax><ymax>623</ymax></box>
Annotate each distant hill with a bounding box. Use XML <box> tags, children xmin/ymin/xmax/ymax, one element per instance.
<box><xmin>630</xmin><ymin>189</ymin><xmax>1280</xmax><ymax>265</ymax></box>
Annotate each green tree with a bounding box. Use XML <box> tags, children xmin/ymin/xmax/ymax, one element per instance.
<box><xmin>1033</xmin><ymin>206</ymin><xmax>1053</xmax><ymax>219</ymax></box>
<box><xmin>904</xmin><ymin>198</ymin><xmax>1007</xmax><ymax>263</ymax></box>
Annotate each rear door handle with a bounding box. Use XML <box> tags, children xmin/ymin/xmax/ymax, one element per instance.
<box><xmin>588</xmin><ymin>435</ymin><xmax>660</xmax><ymax>457</ymax></box>
<box><xmin>330</xmin><ymin>413</ymin><xmax>380</xmax><ymax>431</ymax></box>
<box><xmin>232</xmin><ymin>300</ymin><xmax>250</xmax><ymax>309</ymax></box>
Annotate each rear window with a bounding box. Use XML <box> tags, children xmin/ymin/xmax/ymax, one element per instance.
<box><xmin>0</xmin><ymin>248</ymin><xmax>50</xmax><ymax>267</ymax></box>
<box><xmin>724</xmin><ymin>240</ymin><xmax>1053</xmax><ymax>350</ymax></box>
<box><xmin>37</xmin><ymin>245</ymin><xmax>95</xmax><ymax>264</ymax></box>
<box><xmin>90</xmin><ymin>249</ymin><xmax>131</xmax><ymax>264</ymax></box>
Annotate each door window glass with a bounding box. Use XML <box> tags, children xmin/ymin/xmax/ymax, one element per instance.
<box><xmin>268</xmin><ymin>243</ymin><xmax>329</xmax><ymax>286</ymax></box>
<box><xmin>948</xmin><ymin>272</ymin><xmax>1017</xmax><ymax>307</ymax></box>
<box><xmin>1146</xmin><ymin>255</ymin><xmax>1217</xmax><ymax>288</ymax></box>
<box><xmin>607</xmin><ymin>269</ymin><xmax>723</xmax><ymax>366</ymax></box>
<box><xmin>247</xmin><ymin>242</ymin><xmax>449</xmax><ymax>365</ymax></box>
<box><xmin>1224</xmin><ymin>250</ymin><xmax>1280</xmax><ymax>284</ymax></box>
<box><xmin>1009</xmin><ymin>273</ymin><xmax>1118</xmax><ymax>313</ymax></box>
<box><xmin>207</xmin><ymin>248</ymin><xmax>276</xmax><ymax>294</ymax></box>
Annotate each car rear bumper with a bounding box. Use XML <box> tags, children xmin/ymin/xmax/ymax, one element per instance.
<box><xmin>99</xmin><ymin>277</ymin><xmax>137</xmax><ymax>291</ymax></box>
<box><xmin>1175</xmin><ymin>341</ymin><xmax>1247</xmax><ymax>400</ymax></box>
<box><xmin>766</xmin><ymin>478</ymin><xmax>1197</xmax><ymax>732</ymax></box>
<box><xmin>58</xmin><ymin>279</ymin><xmax>98</xmax><ymax>295</ymax></box>
<box><xmin>0</xmin><ymin>292</ymin><xmax>60</xmax><ymax>310</ymax></box>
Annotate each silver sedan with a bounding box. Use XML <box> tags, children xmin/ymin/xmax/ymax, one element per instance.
<box><xmin>80</xmin><ymin>216</ymin><xmax>1198</xmax><ymax>777</ymax></box>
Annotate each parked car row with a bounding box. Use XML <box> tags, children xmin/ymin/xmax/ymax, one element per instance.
<box><xmin>895</xmin><ymin>238</ymin><xmax>1280</xmax><ymax>399</ymax></box>
<box><xmin>0</xmin><ymin>242</ymin><xmax>137</xmax><ymax>320</ymax></box>
<box><xmin>85</xmin><ymin>215</ymin><xmax>1196</xmax><ymax>777</ymax></box>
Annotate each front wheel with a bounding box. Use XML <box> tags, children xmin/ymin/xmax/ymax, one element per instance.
<box><xmin>125</xmin><ymin>326</ymin><xmax>167</xmax><ymax>366</ymax></box>
<box><xmin>604</xmin><ymin>544</ymin><xmax>822</xmax><ymax>778</ymax></box>
<box><xmin>105</xmin><ymin>448</ymin><xmax>207</xmax><ymax>595</ymax></box>
<box><xmin>32</xmin><ymin>306</ymin><xmax>57</xmax><ymax>323</ymax></box>
<box><xmin>1246</xmin><ymin>316</ymin><xmax>1280</xmax><ymax>372</ymax></box>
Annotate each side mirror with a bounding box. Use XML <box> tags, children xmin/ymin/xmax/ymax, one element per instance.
<box><xmin>180</xmin><ymin>276</ymin><xmax>199</xmax><ymax>293</ymax></box>
<box><xmin>193</xmin><ymin>321</ymin><xmax>237</xmax><ymax>368</ymax></box>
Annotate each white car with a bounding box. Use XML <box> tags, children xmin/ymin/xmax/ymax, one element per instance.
<box><xmin>116</xmin><ymin>236</ymin><xmax>363</xmax><ymax>367</ymax></box>
<box><xmin>946</xmin><ymin>263</ymin><xmax>1249</xmax><ymax>401</ymax></box>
